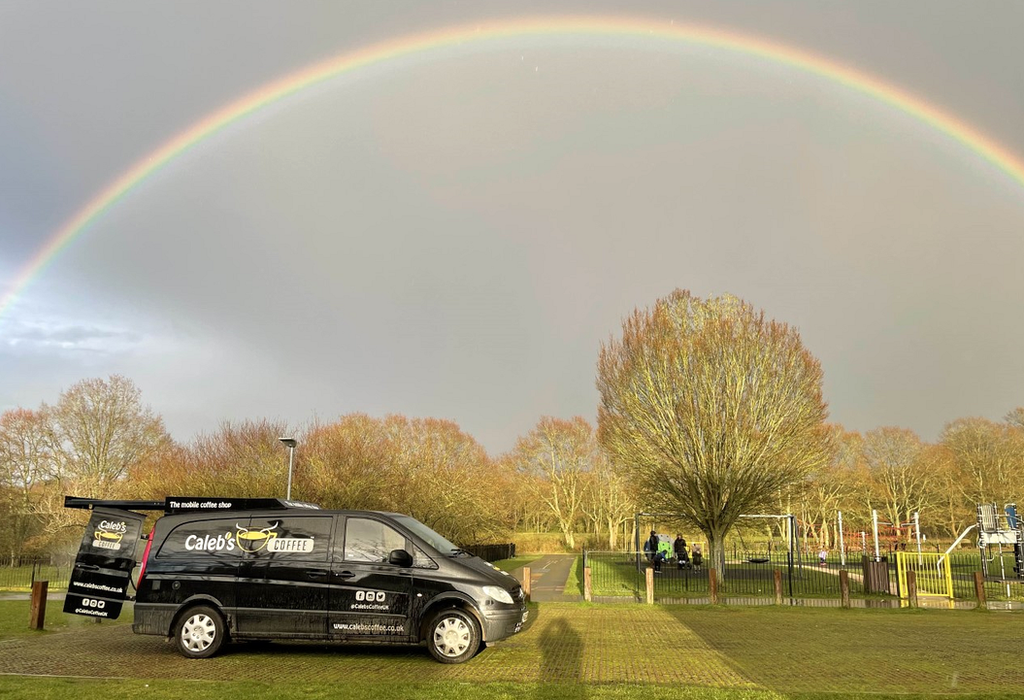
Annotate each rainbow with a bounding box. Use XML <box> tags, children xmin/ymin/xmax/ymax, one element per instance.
<box><xmin>4</xmin><ymin>15</ymin><xmax>1024</xmax><ymax>320</ymax></box>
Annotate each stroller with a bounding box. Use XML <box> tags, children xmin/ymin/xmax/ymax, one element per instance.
<box><xmin>676</xmin><ymin>547</ymin><xmax>691</xmax><ymax>570</ymax></box>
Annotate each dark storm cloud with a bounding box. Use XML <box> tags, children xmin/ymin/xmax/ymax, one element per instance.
<box><xmin>1</xmin><ymin>1</ymin><xmax>1022</xmax><ymax>453</ymax></box>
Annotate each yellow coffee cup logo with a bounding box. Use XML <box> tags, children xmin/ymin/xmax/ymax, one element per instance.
<box><xmin>235</xmin><ymin>522</ymin><xmax>279</xmax><ymax>552</ymax></box>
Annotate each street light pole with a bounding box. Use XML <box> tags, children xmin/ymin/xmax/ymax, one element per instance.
<box><xmin>279</xmin><ymin>438</ymin><xmax>297</xmax><ymax>500</ymax></box>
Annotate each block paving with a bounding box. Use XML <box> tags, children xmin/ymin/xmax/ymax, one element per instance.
<box><xmin>3</xmin><ymin>603</ymin><xmax>1024</xmax><ymax>695</ymax></box>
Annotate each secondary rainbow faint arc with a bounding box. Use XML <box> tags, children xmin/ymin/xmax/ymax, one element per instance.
<box><xmin>4</xmin><ymin>15</ymin><xmax>1024</xmax><ymax>320</ymax></box>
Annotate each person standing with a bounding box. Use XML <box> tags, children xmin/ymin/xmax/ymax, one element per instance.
<box><xmin>673</xmin><ymin>534</ymin><xmax>688</xmax><ymax>570</ymax></box>
<box><xmin>691</xmin><ymin>543</ymin><xmax>703</xmax><ymax>571</ymax></box>
<box><xmin>645</xmin><ymin>531</ymin><xmax>658</xmax><ymax>564</ymax></box>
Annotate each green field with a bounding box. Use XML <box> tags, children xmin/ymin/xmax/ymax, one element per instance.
<box><xmin>0</xmin><ymin>599</ymin><xmax>132</xmax><ymax>639</ymax></box>
<box><xmin>2</xmin><ymin>601</ymin><xmax>1024</xmax><ymax>699</ymax></box>
<box><xmin>2</xmin><ymin>679</ymin><xmax>1022</xmax><ymax>700</ymax></box>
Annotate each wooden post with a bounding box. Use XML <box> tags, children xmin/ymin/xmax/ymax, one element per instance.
<box><xmin>773</xmin><ymin>568</ymin><xmax>783</xmax><ymax>605</ymax></box>
<box><xmin>522</xmin><ymin>567</ymin><xmax>531</xmax><ymax>602</ymax></box>
<box><xmin>584</xmin><ymin>566</ymin><xmax>592</xmax><ymax>603</ymax></box>
<box><xmin>974</xmin><ymin>571</ymin><xmax>986</xmax><ymax>609</ymax></box>
<box><xmin>645</xmin><ymin>567</ymin><xmax>654</xmax><ymax>605</ymax></box>
<box><xmin>29</xmin><ymin>580</ymin><xmax>48</xmax><ymax>631</ymax></box>
<box><xmin>709</xmin><ymin>568</ymin><xmax>719</xmax><ymax>605</ymax></box>
<box><xmin>839</xmin><ymin>570</ymin><xmax>850</xmax><ymax>609</ymax></box>
<box><xmin>906</xmin><ymin>570</ymin><xmax>918</xmax><ymax>608</ymax></box>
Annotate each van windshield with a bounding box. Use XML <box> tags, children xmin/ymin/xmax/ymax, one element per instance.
<box><xmin>392</xmin><ymin>515</ymin><xmax>461</xmax><ymax>556</ymax></box>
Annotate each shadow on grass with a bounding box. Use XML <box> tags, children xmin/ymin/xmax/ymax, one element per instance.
<box><xmin>535</xmin><ymin>616</ymin><xmax>585</xmax><ymax>699</ymax></box>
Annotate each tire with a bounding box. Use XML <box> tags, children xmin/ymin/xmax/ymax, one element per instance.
<box><xmin>174</xmin><ymin>605</ymin><xmax>226</xmax><ymax>659</ymax></box>
<box><xmin>426</xmin><ymin>608</ymin><xmax>480</xmax><ymax>664</ymax></box>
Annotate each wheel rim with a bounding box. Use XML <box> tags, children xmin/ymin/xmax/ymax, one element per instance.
<box><xmin>181</xmin><ymin>613</ymin><xmax>217</xmax><ymax>652</ymax></box>
<box><xmin>432</xmin><ymin>616</ymin><xmax>471</xmax><ymax>657</ymax></box>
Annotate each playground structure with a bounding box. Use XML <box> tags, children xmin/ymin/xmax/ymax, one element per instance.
<box><xmin>975</xmin><ymin>503</ymin><xmax>1024</xmax><ymax>581</ymax></box>
<box><xmin>938</xmin><ymin>503</ymin><xmax>1023</xmax><ymax>583</ymax></box>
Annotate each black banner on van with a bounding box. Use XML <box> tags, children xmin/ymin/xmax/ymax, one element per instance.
<box><xmin>63</xmin><ymin>507</ymin><xmax>146</xmax><ymax>619</ymax></box>
<box><xmin>165</xmin><ymin>497</ymin><xmax>320</xmax><ymax>512</ymax></box>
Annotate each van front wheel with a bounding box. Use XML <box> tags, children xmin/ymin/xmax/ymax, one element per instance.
<box><xmin>426</xmin><ymin>609</ymin><xmax>480</xmax><ymax>664</ymax></box>
<box><xmin>174</xmin><ymin>605</ymin><xmax>225</xmax><ymax>659</ymax></box>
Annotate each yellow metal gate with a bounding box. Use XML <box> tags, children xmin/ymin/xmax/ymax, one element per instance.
<box><xmin>896</xmin><ymin>551</ymin><xmax>953</xmax><ymax>599</ymax></box>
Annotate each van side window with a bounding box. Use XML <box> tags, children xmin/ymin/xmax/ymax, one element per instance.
<box><xmin>344</xmin><ymin>518</ymin><xmax>406</xmax><ymax>563</ymax></box>
<box><xmin>157</xmin><ymin>518</ymin><xmax>243</xmax><ymax>559</ymax></box>
<box><xmin>412</xmin><ymin>545</ymin><xmax>438</xmax><ymax>569</ymax></box>
<box><xmin>241</xmin><ymin>516</ymin><xmax>332</xmax><ymax>562</ymax></box>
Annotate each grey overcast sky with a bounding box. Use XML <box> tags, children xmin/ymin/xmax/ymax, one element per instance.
<box><xmin>1</xmin><ymin>1</ymin><xmax>1022</xmax><ymax>454</ymax></box>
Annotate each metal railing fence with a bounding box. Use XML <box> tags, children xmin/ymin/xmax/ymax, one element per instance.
<box><xmin>0</xmin><ymin>555</ymin><xmax>73</xmax><ymax>591</ymax></box>
<box><xmin>582</xmin><ymin>549</ymin><xmax>1024</xmax><ymax>603</ymax></box>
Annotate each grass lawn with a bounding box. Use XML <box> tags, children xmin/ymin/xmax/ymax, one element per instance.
<box><xmin>564</xmin><ymin>555</ymin><xmax>582</xmax><ymax>595</ymax></box>
<box><xmin>4</xmin><ymin>600</ymin><xmax>1024</xmax><ymax>698</ymax></box>
<box><xmin>0</xmin><ymin>599</ymin><xmax>132</xmax><ymax>639</ymax></box>
<box><xmin>2</xmin><ymin>678</ymin><xmax>1023</xmax><ymax>700</ymax></box>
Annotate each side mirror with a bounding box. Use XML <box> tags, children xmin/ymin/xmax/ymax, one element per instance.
<box><xmin>388</xmin><ymin>549</ymin><xmax>413</xmax><ymax>568</ymax></box>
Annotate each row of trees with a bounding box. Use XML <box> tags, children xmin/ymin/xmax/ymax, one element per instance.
<box><xmin>794</xmin><ymin>417</ymin><xmax>1024</xmax><ymax>550</ymax></box>
<box><xmin>2</xmin><ymin>291</ymin><xmax>1021</xmax><ymax>578</ymax></box>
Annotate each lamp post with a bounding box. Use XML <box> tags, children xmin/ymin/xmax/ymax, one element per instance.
<box><xmin>279</xmin><ymin>437</ymin><xmax>297</xmax><ymax>500</ymax></box>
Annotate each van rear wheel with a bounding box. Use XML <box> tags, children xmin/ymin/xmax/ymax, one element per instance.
<box><xmin>174</xmin><ymin>605</ymin><xmax>225</xmax><ymax>659</ymax></box>
<box><xmin>426</xmin><ymin>609</ymin><xmax>480</xmax><ymax>664</ymax></box>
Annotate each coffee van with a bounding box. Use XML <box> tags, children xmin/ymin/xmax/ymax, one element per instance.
<box><xmin>64</xmin><ymin>496</ymin><xmax>528</xmax><ymax>664</ymax></box>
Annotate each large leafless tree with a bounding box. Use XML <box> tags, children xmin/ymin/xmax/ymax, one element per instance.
<box><xmin>509</xmin><ymin>417</ymin><xmax>597</xmax><ymax>549</ymax></box>
<box><xmin>597</xmin><ymin>290</ymin><xmax>829</xmax><ymax>578</ymax></box>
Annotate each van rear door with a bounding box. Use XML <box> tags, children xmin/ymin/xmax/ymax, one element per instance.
<box><xmin>64</xmin><ymin>507</ymin><xmax>146</xmax><ymax>619</ymax></box>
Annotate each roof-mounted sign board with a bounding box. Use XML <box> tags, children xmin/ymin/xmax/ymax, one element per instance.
<box><xmin>64</xmin><ymin>495</ymin><xmax>320</xmax><ymax>513</ymax></box>
<box><xmin>163</xmin><ymin>497</ymin><xmax>320</xmax><ymax>512</ymax></box>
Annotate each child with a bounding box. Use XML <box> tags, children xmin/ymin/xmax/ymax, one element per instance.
<box><xmin>652</xmin><ymin>549</ymin><xmax>666</xmax><ymax>573</ymax></box>
<box><xmin>691</xmin><ymin>543</ymin><xmax>703</xmax><ymax>571</ymax></box>
<box><xmin>819</xmin><ymin>547</ymin><xmax>828</xmax><ymax>566</ymax></box>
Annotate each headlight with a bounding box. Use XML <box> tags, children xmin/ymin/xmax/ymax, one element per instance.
<box><xmin>483</xmin><ymin>586</ymin><xmax>514</xmax><ymax>605</ymax></box>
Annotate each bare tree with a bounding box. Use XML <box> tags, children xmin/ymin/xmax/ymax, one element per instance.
<box><xmin>42</xmin><ymin>376</ymin><xmax>170</xmax><ymax>490</ymax></box>
<box><xmin>37</xmin><ymin>376</ymin><xmax>170</xmax><ymax>546</ymax></box>
<box><xmin>509</xmin><ymin>417</ymin><xmax>596</xmax><ymax>549</ymax></box>
<box><xmin>580</xmin><ymin>459</ymin><xmax>635</xmax><ymax>550</ymax></box>
<box><xmin>597</xmin><ymin>290</ymin><xmax>829</xmax><ymax>578</ymax></box>
<box><xmin>940</xmin><ymin>417</ymin><xmax>1022</xmax><ymax>508</ymax></box>
<box><xmin>861</xmin><ymin>427</ymin><xmax>931</xmax><ymax>538</ymax></box>
<box><xmin>1005</xmin><ymin>407</ymin><xmax>1024</xmax><ymax>430</ymax></box>
<box><xmin>0</xmin><ymin>409</ymin><xmax>50</xmax><ymax>558</ymax></box>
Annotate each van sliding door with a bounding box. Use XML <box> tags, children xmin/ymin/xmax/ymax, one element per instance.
<box><xmin>235</xmin><ymin>515</ymin><xmax>333</xmax><ymax>638</ymax></box>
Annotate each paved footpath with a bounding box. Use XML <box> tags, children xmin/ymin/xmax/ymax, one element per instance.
<box><xmin>511</xmin><ymin>553</ymin><xmax>580</xmax><ymax>603</ymax></box>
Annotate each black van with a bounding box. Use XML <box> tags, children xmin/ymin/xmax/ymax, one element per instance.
<box><xmin>63</xmin><ymin>497</ymin><xmax>528</xmax><ymax>664</ymax></box>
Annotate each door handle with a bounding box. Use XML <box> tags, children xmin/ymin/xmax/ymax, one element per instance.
<box><xmin>335</xmin><ymin>571</ymin><xmax>356</xmax><ymax>579</ymax></box>
<box><xmin>307</xmin><ymin>569</ymin><xmax>328</xmax><ymax>578</ymax></box>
